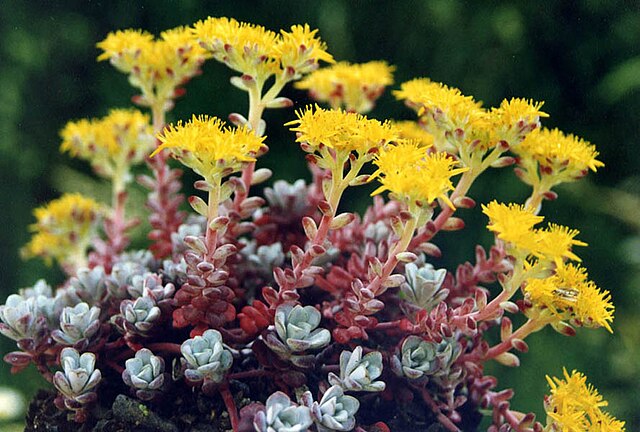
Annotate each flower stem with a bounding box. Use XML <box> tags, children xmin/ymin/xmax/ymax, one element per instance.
<box><xmin>220</xmin><ymin>383</ymin><xmax>240</xmax><ymax>432</ymax></box>
<box><xmin>205</xmin><ymin>180</ymin><xmax>222</xmax><ymax>259</ymax></box>
<box><xmin>409</xmin><ymin>168</ymin><xmax>476</xmax><ymax>250</ymax></box>
<box><xmin>483</xmin><ymin>318</ymin><xmax>545</xmax><ymax>361</ymax></box>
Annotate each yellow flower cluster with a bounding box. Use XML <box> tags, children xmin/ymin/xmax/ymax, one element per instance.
<box><xmin>60</xmin><ymin>109</ymin><xmax>155</xmax><ymax>182</ymax></box>
<box><xmin>482</xmin><ymin>201</ymin><xmax>586</xmax><ymax>263</ymax></box>
<box><xmin>153</xmin><ymin>115</ymin><xmax>266</xmax><ymax>183</ymax></box>
<box><xmin>287</xmin><ymin>105</ymin><xmax>396</xmax><ymax>157</ymax></box>
<box><xmin>524</xmin><ymin>263</ymin><xmax>614</xmax><ymax>333</ymax></box>
<box><xmin>97</xmin><ymin>27</ymin><xmax>210</xmax><ymax>106</ymax></box>
<box><xmin>513</xmin><ymin>127</ymin><xmax>604</xmax><ymax>186</ymax></box>
<box><xmin>544</xmin><ymin>369</ymin><xmax>625</xmax><ymax>431</ymax></box>
<box><xmin>483</xmin><ymin>201</ymin><xmax>614</xmax><ymax>332</ymax></box>
<box><xmin>22</xmin><ymin>194</ymin><xmax>103</xmax><ymax>266</ymax></box>
<box><xmin>193</xmin><ymin>18</ymin><xmax>333</xmax><ymax>83</ymax></box>
<box><xmin>392</xmin><ymin>121</ymin><xmax>435</xmax><ymax>149</ymax></box>
<box><xmin>295</xmin><ymin>61</ymin><xmax>395</xmax><ymax>113</ymax></box>
<box><xmin>394</xmin><ymin>78</ymin><xmax>486</xmax><ymax>135</ymax></box>
<box><xmin>489</xmin><ymin>98</ymin><xmax>548</xmax><ymax>145</ymax></box>
<box><xmin>372</xmin><ymin>142</ymin><xmax>467</xmax><ymax>209</ymax></box>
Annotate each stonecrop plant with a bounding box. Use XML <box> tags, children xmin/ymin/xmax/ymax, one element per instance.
<box><xmin>1</xmin><ymin>16</ymin><xmax>625</xmax><ymax>432</ymax></box>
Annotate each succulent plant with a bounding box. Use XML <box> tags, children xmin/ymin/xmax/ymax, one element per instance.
<box><xmin>254</xmin><ymin>391</ymin><xmax>313</xmax><ymax>432</ymax></box>
<box><xmin>171</xmin><ymin>216</ymin><xmax>206</xmax><ymax>255</ymax></box>
<box><xmin>126</xmin><ymin>273</ymin><xmax>175</xmax><ymax>303</ymax></box>
<box><xmin>19</xmin><ymin>279</ymin><xmax>53</xmax><ymax>299</ymax></box>
<box><xmin>264</xmin><ymin>179</ymin><xmax>309</xmax><ymax>216</ymax></box>
<box><xmin>264</xmin><ymin>304</ymin><xmax>331</xmax><ymax>368</ymax></box>
<box><xmin>304</xmin><ymin>385</ymin><xmax>360</xmax><ymax>432</ymax></box>
<box><xmin>400</xmin><ymin>263</ymin><xmax>448</xmax><ymax>311</ymax></box>
<box><xmin>106</xmin><ymin>261</ymin><xmax>149</xmax><ymax>299</ymax></box>
<box><xmin>53</xmin><ymin>348</ymin><xmax>101</xmax><ymax>408</ymax></box>
<box><xmin>391</xmin><ymin>335</ymin><xmax>461</xmax><ymax>381</ymax></box>
<box><xmin>52</xmin><ymin>303</ymin><xmax>101</xmax><ymax>348</ymax></box>
<box><xmin>113</xmin><ymin>295</ymin><xmax>161</xmax><ymax>336</ymax></box>
<box><xmin>161</xmin><ymin>257</ymin><xmax>189</xmax><ymax>286</ymax></box>
<box><xmin>181</xmin><ymin>329</ymin><xmax>232</xmax><ymax>384</ymax></box>
<box><xmin>114</xmin><ymin>249</ymin><xmax>158</xmax><ymax>271</ymax></box>
<box><xmin>0</xmin><ymin>294</ymin><xmax>49</xmax><ymax>342</ymax></box>
<box><xmin>328</xmin><ymin>347</ymin><xmax>385</xmax><ymax>392</ymax></box>
<box><xmin>68</xmin><ymin>266</ymin><xmax>108</xmax><ymax>306</ymax></box>
<box><xmin>274</xmin><ymin>304</ymin><xmax>331</xmax><ymax>352</ymax></box>
<box><xmin>122</xmin><ymin>348</ymin><xmax>165</xmax><ymax>400</ymax></box>
<box><xmin>242</xmin><ymin>240</ymin><xmax>286</xmax><ymax>276</ymax></box>
<box><xmin>363</xmin><ymin>220</ymin><xmax>391</xmax><ymax>243</ymax></box>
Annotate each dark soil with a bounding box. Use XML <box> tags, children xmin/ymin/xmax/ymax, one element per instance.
<box><xmin>23</xmin><ymin>364</ymin><xmax>483</xmax><ymax>432</ymax></box>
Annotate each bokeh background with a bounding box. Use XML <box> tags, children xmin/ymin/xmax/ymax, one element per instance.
<box><xmin>1</xmin><ymin>0</ymin><xmax>639</xmax><ymax>429</ymax></box>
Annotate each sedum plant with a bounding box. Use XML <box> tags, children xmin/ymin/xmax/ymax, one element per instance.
<box><xmin>0</xmin><ymin>14</ymin><xmax>625</xmax><ymax>432</ymax></box>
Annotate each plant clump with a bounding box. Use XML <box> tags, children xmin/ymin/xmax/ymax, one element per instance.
<box><xmin>2</xmin><ymin>15</ymin><xmax>624</xmax><ymax>432</ymax></box>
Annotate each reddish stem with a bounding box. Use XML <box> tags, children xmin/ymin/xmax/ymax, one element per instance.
<box><xmin>145</xmin><ymin>342</ymin><xmax>182</xmax><ymax>355</ymax></box>
<box><xmin>228</xmin><ymin>369</ymin><xmax>273</xmax><ymax>380</ymax></box>
<box><xmin>414</xmin><ymin>385</ymin><xmax>460</xmax><ymax>432</ymax></box>
<box><xmin>34</xmin><ymin>355</ymin><xmax>54</xmax><ymax>383</ymax></box>
<box><xmin>220</xmin><ymin>383</ymin><xmax>240</xmax><ymax>432</ymax></box>
<box><xmin>372</xmin><ymin>320</ymin><xmax>402</xmax><ymax>331</ymax></box>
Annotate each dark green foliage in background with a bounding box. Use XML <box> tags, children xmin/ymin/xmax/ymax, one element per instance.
<box><xmin>1</xmin><ymin>0</ymin><xmax>638</xmax><ymax>428</ymax></box>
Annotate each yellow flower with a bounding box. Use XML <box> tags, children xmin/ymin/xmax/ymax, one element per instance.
<box><xmin>482</xmin><ymin>201</ymin><xmax>543</xmax><ymax>253</ymax></box>
<box><xmin>524</xmin><ymin>263</ymin><xmax>614</xmax><ymax>333</ymax></box>
<box><xmin>295</xmin><ymin>61</ymin><xmax>394</xmax><ymax>113</ymax></box>
<box><xmin>372</xmin><ymin>143</ymin><xmax>467</xmax><ymax>208</ymax></box>
<box><xmin>392</xmin><ymin>121</ymin><xmax>435</xmax><ymax>148</ymax></box>
<box><xmin>60</xmin><ymin>109</ymin><xmax>155</xmax><ymax>181</ymax></box>
<box><xmin>274</xmin><ymin>24</ymin><xmax>334</xmax><ymax>78</ymax></box>
<box><xmin>97</xmin><ymin>27</ymin><xmax>209</xmax><ymax>105</ymax></box>
<box><xmin>544</xmin><ymin>369</ymin><xmax>625</xmax><ymax>432</ymax></box>
<box><xmin>193</xmin><ymin>17</ymin><xmax>279</xmax><ymax>81</ymax></box>
<box><xmin>153</xmin><ymin>115</ymin><xmax>266</xmax><ymax>183</ymax></box>
<box><xmin>534</xmin><ymin>223</ymin><xmax>587</xmax><ymax>264</ymax></box>
<box><xmin>394</xmin><ymin>78</ymin><xmax>486</xmax><ymax>133</ymax></box>
<box><xmin>514</xmin><ymin>127</ymin><xmax>604</xmax><ymax>182</ymax></box>
<box><xmin>96</xmin><ymin>29</ymin><xmax>154</xmax><ymax>72</ymax></box>
<box><xmin>22</xmin><ymin>194</ymin><xmax>103</xmax><ymax>266</ymax></box>
<box><xmin>489</xmin><ymin>98</ymin><xmax>548</xmax><ymax>145</ymax></box>
<box><xmin>287</xmin><ymin>105</ymin><xmax>395</xmax><ymax>156</ymax></box>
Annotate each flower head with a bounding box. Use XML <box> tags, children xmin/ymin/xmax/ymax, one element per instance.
<box><xmin>513</xmin><ymin>127</ymin><xmax>604</xmax><ymax>184</ymax></box>
<box><xmin>392</xmin><ymin>120</ymin><xmax>435</xmax><ymax>148</ymax></box>
<box><xmin>372</xmin><ymin>142</ymin><xmax>467</xmax><ymax>208</ymax></box>
<box><xmin>287</xmin><ymin>105</ymin><xmax>395</xmax><ymax>157</ymax></box>
<box><xmin>295</xmin><ymin>61</ymin><xmax>394</xmax><ymax>113</ymax></box>
<box><xmin>22</xmin><ymin>194</ymin><xmax>103</xmax><ymax>267</ymax></box>
<box><xmin>394</xmin><ymin>78</ymin><xmax>485</xmax><ymax>133</ymax></box>
<box><xmin>544</xmin><ymin>369</ymin><xmax>625</xmax><ymax>431</ymax></box>
<box><xmin>193</xmin><ymin>17</ymin><xmax>279</xmax><ymax>81</ymax></box>
<box><xmin>482</xmin><ymin>201</ymin><xmax>543</xmax><ymax>254</ymax></box>
<box><xmin>489</xmin><ymin>98</ymin><xmax>548</xmax><ymax>145</ymax></box>
<box><xmin>153</xmin><ymin>115</ymin><xmax>266</xmax><ymax>183</ymax></box>
<box><xmin>274</xmin><ymin>24</ymin><xmax>334</xmax><ymax>78</ymax></box>
<box><xmin>60</xmin><ymin>109</ymin><xmax>154</xmax><ymax>181</ymax></box>
<box><xmin>524</xmin><ymin>263</ymin><xmax>614</xmax><ymax>333</ymax></box>
<box><xmin>97</xmin><ymin>27</ymin><xmax>209</xmax><ymax>105</ymax></box>
<box><xmin>534</xmin><ymin>223</ymin><xmax>587</xmax><ymax>264</ymax></box>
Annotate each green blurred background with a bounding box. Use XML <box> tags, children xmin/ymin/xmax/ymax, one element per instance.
<box><xmin>1</xmin><ymin>0</ymin><xmax>639</xmax><ymax>429</ymax></box>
